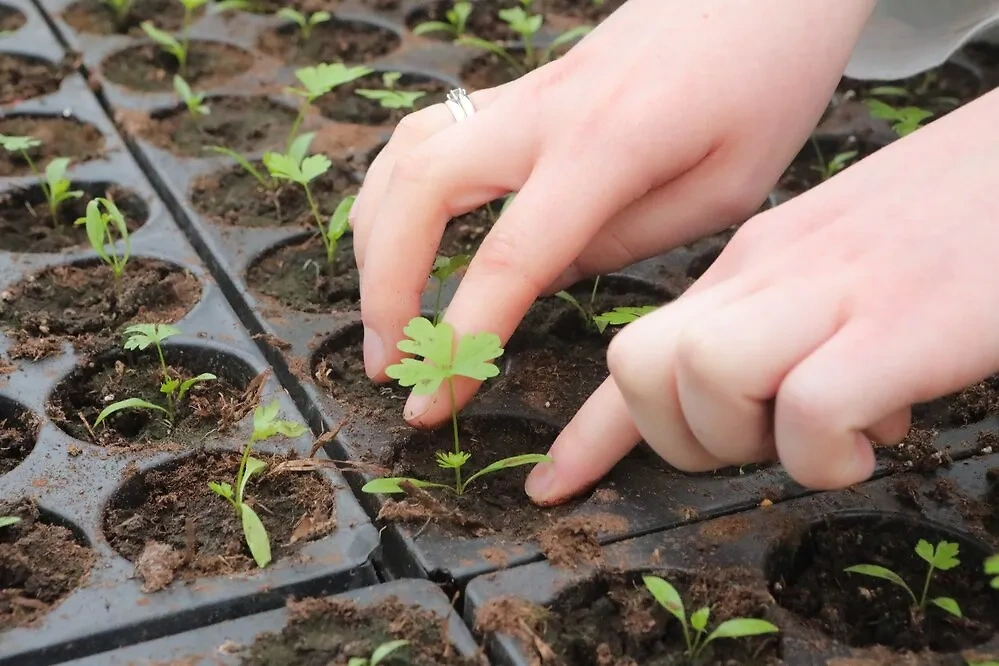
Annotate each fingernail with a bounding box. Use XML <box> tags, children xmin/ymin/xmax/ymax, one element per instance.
<box><xmin>404</xmin><ymin>393</ymin><xmax>434</xmax><ymax>421</ymax></box>
<box><xmin>525</xmin><ymin>458</ymin><xmax>557</xmax><ymax>503</ymax></box>
<box><xmin>362</xmin><ymin>327</ymin><xmax>383</xmax><ymax>379</ymax></box>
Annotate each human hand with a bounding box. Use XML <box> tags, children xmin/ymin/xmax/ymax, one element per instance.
<box><xmin>524</xmin><ymin>86</ymin><xmax>999</xmax><ymax>504</ymax></box>
<box><xmin>351</xmin><ymin>0</ymin><xmax>877</xmax><ymax>428</ymax></box>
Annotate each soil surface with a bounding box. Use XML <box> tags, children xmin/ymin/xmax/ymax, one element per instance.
<box><xmin>776</xmin><ymin>136</ymin><xmax>872</xmax><ymax>200</ymax></box>
<box><xmin>246</xmin><ymin>234</ymin><xmax>359</xmax><ymax>313</ymax></box>
<box><xmin>460</xmin><ymin>52</ymin><xmax>526</xmax><ymax>90</ymax></box>
<box><xmin>0</xmin><ymin>182</ymin><xmax>147</xmax><ymax>253</ymax></box>
<box><xmin>476</xmin><ymin>569</ymin><xmax>780</xmax><ymax>665</ymax></box>
<box><xmin>406</xmin><ymin>0</ymin><xmax>517</xmax><ymax>42</ymax></box>
<box><xmin>257</xmin><ymin>19</ymin><xmax>400</xmax><ymax>66</ymax></box>
<box><xmin>101</xmin><ymin>42</ymin><xmax>252</xmax><ymax>92</ymax></box>
<box><xmin>104</xmin><ymin>449</ymin><xmax>335</xmax><ymax>587</ymax></box>
<box><xmin>0</xmin><ymin>498</ymin><xmax>95</xmax><ymax>630</ymax></box>
<box><xmin>0</xmin><ymin>401</ymin><xmax>38</xmax><ymax>476</ymax></box>
<box><xmin>315</xmin><ymin>71</ymin><xmax>448</xmax><ymax>126</ymax></box>
<box><xmin>241</xmin><ymin>596</ymin><xmax>483</xmax><ymax>665</ymax></box>
<box><xmin>143</xmin><ymin>96</ymin><xmax>297</xmax><ymax>157</ymax></box>
<box><xmin>683</xmin><ymin>228</ymin><xmax>738</xmax><ymax>281</ymax></box>
<box><xmin>911</xmin><ymin>373</ymin><xmax>999</xmax><ymax>430</ymax></box>
<box><xmin>0</xmin><ymin>5</ymin><xmax>25</xmax><ymax>33</ymax></box>
<box><xmin>191</xmin><ymin>158</ymin><xmax>359</xmax><ymax>227</ymax></box>
<box><xmin>0</xmin><ymin>258</ymin><xmax>200</xmax><ymax>358</ymax></box>
<box><xmin>540</xmin><ymin>0</ymin><xmax>624</xmax><ymax>21</ymax></box>
<box><xmin>838</xmin><ymin>62</ymin><xmax>982</xmax><ymax>119</ymax></box>
<box><xmin>770</xmin><ymin>514</ymin><xmax>999</xmax><ymax>653</ymax></box>
<box><xmin>0</xmin><ymin>53</ymin><xmax>64</xmax><ymax>105</ymax></box>
<box><xmin>48</xmin><ymin>350</ymin><xmax>249</xmax><ymax>449</ymax></box>
<box><xmin>438</xmin><ymin>205</ymin><xmax>496</xmax><ymax>256</ymax></box>
<box><xmin>62</xmin><ymin>0</ymin><xmax>197</xmax><ymax>35</ymax></box>
<box><xmin>0</xmin><ymin>115</ymin><xmax>105</xmax><ymax>177</ymax></box>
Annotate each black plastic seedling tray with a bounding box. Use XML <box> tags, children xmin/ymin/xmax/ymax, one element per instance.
<box><xmin>0</xmin><ymin>6</ymin><xmax>378</xmax><ymax>663</ymax></box>
<box><xmin>466</xmin><ymin>451</ymin><xmax>999</xmax><ymax>665</ymax></box>
<box><xmin>61</xmin><ymin>579</ymin><xmax>484</xmax><ymax>665</ymax></box>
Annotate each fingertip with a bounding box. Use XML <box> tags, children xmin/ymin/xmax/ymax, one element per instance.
<box><xmin>784</xmin><ymin>431</ymin><xmax>875</xmax><ymax>490</ymax></box>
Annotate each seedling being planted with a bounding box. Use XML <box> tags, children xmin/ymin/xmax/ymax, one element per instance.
<box><xmin>355</xmin><ymin>72</ymin><xmax>428</xmax><ymax>111</ymax></box>
<box><xmin>208</xmin><ymin>401</ymin><xmax>307</xmax><ymax>568</ymax></box>
<box><xmin>261</xmin><ymin>132</ymin><xmax>331</xmax><ymax>234</ymax></box>
<box><xmin>412</xmin><ymin>1</ymin><xmax>471</xmax><ymax>38</ymax></box>
<box><xmin>276</xmin><ymin>8</ymin><xmax>330</xmax><ymax>42</ymax></box>
<box><xmin>173</xmin><ymin>75</ymin><xmax>210</xmax><ymax>119</ymax></box>
<box><xmin>642</xmin><ymin>575</ymin><xmax>779</xmax><ymax>662</ymax></box>
<box><xmin>429</xmin><ymin>254</ymin><xmax>470</xmax><ymax>324</ymax></box>
<box><xmin>285</xmin><ymin>62</ymin><xmax>373</xmax><ymax>147</ymax></box>
<box><xmin>556</xmin><ymin>277</ymin><xmax>658</xmax><ymax>333</ymax></box>
<box><xmin>93</xmin><ymin>324</ymin><xmax>217</xmax><ymax>430</ymax></box>
<box><xmin>74</xmin><ymin>197</ymin><xmax>131</xmax><ymax>296</ymax></box>
<box><xmin>0</xmin><ymin>134</ymin><xmax>83</xmax><ymax>225</ymax></box>
<box><xmin>0</xmin><ymin>516</ymin><xmax>21</xmax><ymax>529</ymax></box>
<box><xmin>362</xmin><ymin>317</ymin><xmax>550</xmax><ymax>496</ymax></box>
<box><xmin>845</xmin><ymin>539</ymin><xmax>963</xmax><ymax>618</ymax></box>
<box><xmin>140</xmin><ymin>0</ymin><xmax>208</xmax><ymax>73</ymax></box>
<box><xmin>347</xmin><ymin>640</ymin><xmax>409</xmax><ymax>666</ymax></box>
<box><xmin>864</xmin><ymin>98</ymin><xmax>933</xmax><ymax>137</ymax></box>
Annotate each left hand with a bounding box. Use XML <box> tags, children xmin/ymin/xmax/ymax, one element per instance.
<box><xmin>525</xmin><ymin>86</ymin><xmax>999</xmax><ymax>504</ymax></box>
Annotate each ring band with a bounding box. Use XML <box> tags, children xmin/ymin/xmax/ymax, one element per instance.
<box><xmin>445</xmin><ymin>87</ymin><xmax>475</xmax><ymax>122</ymax></box>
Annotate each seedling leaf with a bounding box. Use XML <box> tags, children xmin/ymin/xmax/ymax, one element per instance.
<box><xmin>593</xmin><ymin>305</ymin><xmax>657</xmax><ymax>332</ymax></box>
<box><xmin>370</xmin><ymin>639</ymin><xmax>409</xmax><ymax>665</ymax></box>
<box><xmin>922</xmin><ymin>540</ymin><xmax>960</xmax><ymax>570</ymax></box>
<box><xmin>208</xmin><ymin>481</ymin><xmax>234</xmax><ymax>500</ymax></box>
<box><xmin>690</xmin><ymin>607</ymin><xmax>710</xmax><ymax>632</ymax></box>
<box><xmin>0</xmin><ymin>134</ymin><xmax>41</xmax><ymax>152</ymax></box>
<box><xmin>250</xmin><ymin>401</ymin><xmax>306</xmax><ymax>441</ymax></box>
<box><xmin>300</xmin><ymin>154</ymin><xmax>331</xmax><ymax>182</ymax></box>
<box><xmin>290</xmin><ymin>63</ymin><xmax>373</xmax><ymax>101</ymax></box>
<box><xmin>412</xmin><ymin>20</ymin><xmax>453</xmax><ymax>35</ymax></box>
<box><xmin>452</xmin><ymin>331</ymin><xmax>504</xmax><ymax>380</ymax></box>
<box><xmin>354</xmin><ymin>88</ymin><xmax>427</xmax><ymax>109</ymax></box>
<box><xmin>0</xmin><ymin>516</ymin><xmax>21</xmax><ymax>529</ymax></box>
<box><xmin>123</xmin><ymin>323</ymin><xmax>181</xmax><ymax>350</ymax></box>
<box><xmin>204</xmin><ymin>146</ymin><xmax>267</xmax><ymax>186</ymax></box>
<box><xmin>643</xmin><ymin>575</ymin><xmax>685</xmax><ymax>623</ymax></box>
<box><xmin>461</xmin><ymin>453</ymin><xmax>552</xmax><ymax>489</ymax></box>
<box><xmin>706</xmin><ymin>618</ymin><xmax>780</xmax><ymax>641</ymax></box>
<box><xmin>844</xmin><ymin>564</ymin><xmax>910</xmax><ymax>590</ymax></box>
<box><xmin>94</xmin><ymin>397</ymin><xmax>168</xmax><ymax>427</ymax></box>
<box><xmin>930</xmin><ymin>597</ymin><xmax>962</xmax><ymax>617</ymax></box>
<box><xmin>178</xmin><ymin>372</ymin><xmax>216</xmax><ymax>401</ymax></box>
<box><xmin>361</xmin><ymin>477</ymin><xmax>450</xmax><ymax>494</ymax></box>
<box><xmin>241</xmin><ymin>504</ymin><xmax>271</xmax><ymax>567</ymax></box>
<box><xmin>237</xmin><ymin>456</ymin><xmax>267</xmax><ymax>501</ymax></box>
<box><xmin>431</xmin><ymin>254</ymin><xmax>470</xmax><ymax>282</ymax></box>
<box><xmin>395</xmin><ymin>316</ymin><xmax>454</xmax><ymax>368</ymax></box>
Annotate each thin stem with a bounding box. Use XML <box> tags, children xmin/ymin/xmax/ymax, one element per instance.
<box><xmin>303</xmin><ymin>181</ymin><xmax>324</xmax><ymax>233</ymax></box>
<box><xmin>588</xmin><ymin>275</ymin><xmax>600</xmax><ymax>311</ymax></box>
<box><xmin>810</xmin><ymin>136</ymin><xmax>827</xmax><ymax>180</ymax></box>
<box><xmin>919</xmin><ymin>564</ymin><xmax>935</xmax><ymax>609</ymax></box>
<box><xmin>287</xmin><ymin>104</ymin><xmax>307</xmax><ymax>151</ymax></box>
<box><xmin>21</xmin><ymin>150</ymin><xmax>56</xmax><ymax>223</ymax></box>
<box><xmin>433</xmin><ymin>280</ymin><xmax>443</xmax><ymax>325</ymax></box>
<box><xmin>448</xmin><ymin>378</ymin><xmax>462</xmax><ymax>494</ymax></box>
<box><xmin>180</xmin><ymin>7</ymin><xmax>192</xmax><ymax>73</ymax></box>
<box><xmin>485</xmin><ymin>201</ymin><xmax>497</xmax><ymax>224</ymax></box>
<box><xmin>523</xmin><ymin>34</ymin><xmax>535</xmax><ymax>70</ymax></box>
<box><xmin>154</xmin><ymin>340</ymin><xmax>175</xmax><ymax>421</ymax></box>
<box><xmin>681</xmin><ymin>620</ymin><xmax>694</xmax><ymax>656</ymax></box>
<box><xmin>234</xmin><ymin>441</ymin><xmax>252</xmax><ymax>509</ymax></box>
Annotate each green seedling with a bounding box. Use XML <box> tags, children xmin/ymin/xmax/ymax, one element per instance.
<box><xmin>845</xmin><ymin>539</ymin><xmax>962</xmax><ymax>617</ymax></box>
<box><xmin>347</xmin><ymin>640</ymin><xmax>410</xmax><ymax>666</ymax></box>
<box><xmin>208</xmin><ymin>401</ymin><xmax>306</xmax><ymax>568</ymax></box>
<box><xmin>456</xmin><ymin>0</ymin><xmax>591</xmax><ymax>75</ymax></box>
<box><xmin>93</xmin><ymin>324</ymin><xmax>217</xmax><ymax>430</ymax></box>
<box><xmin>173</xmin><ymin>75</ymin><xmax>209</xmax><ymax>118</ymax></box>
<box><xmin>555</xmin><ymin>277</ymin><xmax>657</xmax><ymax>333</ymax></box>
<box><xmin>429</xmin><ymin>254</ymin><xmax>470</xmax><ymax>324</ymax></box>
<box><xmin>355</xmin><ymin>72</ymin><xmax>427</xmax><ymax>111</ymax></box>
<box><xmin>211</xmin><ymin>0</ymin><xmax>255</xmax><ymax>11</ymax></box>
<box><xmin>74</xmin><ymin>197</ymin><xmax>131</xmax><ymax>295</ymax></box>
<box><xmin>101</xmin><ymin>0</ymin><xmax>134</xmax><ymax>26</ymax></box>
<box><xmin>864</xmin><ymin>98</ymin><xmax>933</xmax><ymax>137</ymax></box>
<box><xmin>262</xmin><ymin>131</ymin><xmax>331</xmax><ymax>235</ymax></box>
<box><xmin>643</xmin><ymin>575</ymin><xmax>779</xmax><ymax>661</ymax></box>
<box><xmin>141</xmin><ymin>0</ymin><xmax>207</xmax><ymax>72</ymax></box>
<box><xmin>968</xmin><ymin>661</ymin><xmax>999</xmax><ymax>666</ymax></box>
<box><xmin>868</xmin><ymin>70</ymin><xmax>960</xmax><ymax>108</ymax></box>
<box><xmin>985</xmin><ymin>553</ymin><xmax>999</xmax><ymax>589</ymax></box>
<box><xmin>318</xmin><ymin>195</ymin><xmax>353</xmax><ymax>267</ymax></box>
<box><xmin>412</xmin><ymin>0</ymin><xmax>471</xmax><ymax>38</ymax></box>
<box><xmin>809</xmin><ymin>136</ymin><xmax>856</xmax><ymax>181</ymax></box>
<box><xmin>0</xmin><ymin>516</ymin><xmax>21</xmax><ymax>529</ymax></box>
<box><xmin>276</xmin><ymin>8</ymin><xmax>330</xmax><ymax>42</ymax></box>
<box><xmin>362</xmin><ymin>317</ymin><xmax>550</xmax><ymax>496</ymax></box>
<box><xmin>1</xmin><ymin>135</ymin><xmax>84</xmax><ymax>224</ymax></box>
<box><xmin>285</xmin><ymin>62</ymin><xmax>373</xmax><ymax>147</ymax></box>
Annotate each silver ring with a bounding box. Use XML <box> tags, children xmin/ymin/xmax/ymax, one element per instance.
<box><xmin>444</xmin><ymin>87</ymin><xmax>475</xmax><ymax>122</ymax></box>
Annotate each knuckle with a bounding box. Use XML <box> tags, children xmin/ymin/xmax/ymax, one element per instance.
<box><xmin>390</xmin><ymin>150</ymin><xmax>434</xmax><ymax>187</ymax></box>
<box><xmin>607</xmin><ymin>329</ymin><xmax>650</xmax><ymax>394</ymax></box>
<box><xmin>472</xmin><ymin>228</ymin><xmax>547</xmax><ymax>294</ymax></box>
<box><xmin>778</xmin><ymin>373</ymin><xmax>840</xmax><ymax>431</ymax></box>
<box><xmin>673</xmin><ymin>322</ymin><xmax>720</xmax><ymax>384</ymax></box>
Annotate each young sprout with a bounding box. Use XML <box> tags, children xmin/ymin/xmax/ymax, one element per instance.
<box><xmin>140</xmin><ymin>0</ymin><xmax>207</xmax><ymax>73</ymax></box>
<box><xmin>276</xmin><ymin>8</ymin><xmax>330</xmax><ymax>42</ymax></box>
<box><xmin>262</xmin><ymin>132</ymin><xmax>330</xmax><ymax>234</ymax></box>
<box><xmin>74</xmin><ymin>197</ymin><xmax>131</xmax><ymax>295</ymax></box>
<box><xmin>643</xmin><ymin>575</ymin><xmax>779</xmax><ymax>661</ymax></box>
<box><xmin>320</xmin><ymin>195</ymin><xmax>353</xmax><ymax>267</ymax></box>
<box><xmin>1</xmin><ymin>136</ymin><xmax>84</xmax><ymax>225</ymax></box>
<box><xmin>430</xmin><ymin>254</ymin><xmax>470</xmax><ymax>324</ymax></box>
<box><xmin>0</xmin><ymin>516</ymin><xmax>21</xmax><ymax>529</ymax></box>
<box><xmin>354</xmin><ymin>72</ymin><xmax>427</xmax><ymax>111</ymax></box>
<box><xmin>208</xmin><ymin>401</ymin><xmax>306</xmax><ymax>568</ymax></box>
<box><xmin>285</xmin><ymin>63</ymin><xmax>373</xmax><ymax>147</ymax></box>
<box><xmin>864</xmin><ymin>98</ymin><xmax>933</xmax><ymax>137</ymax></box>
<box><xmin>809</xmin><ymin>136</ymin><xmax>856</xmax><ymax>181</ymax></box>
<box><xmin>985</xmin><ymin>553</ymin><xmax>999</xmax><ymax>589</ymax></box>
<box><xmin>412</xmin><ymin>0</ymin><xmax>471</xmax><ymax>38</ymax></box>
<box><xmin>556</xmin><ymin>277</ymin><xmax>657</xmax><ymax>333</ymax></box>
<box><xmin>347</xmin><ymin>640</ymin><xmax>410</xmax><ymax>666</ymax></box>
<box><xmin>101</xmin><ymin>0</ymin><xmax>134</xmax><ymax>26</ymax></box>
<box><xmin>362</xmin><ymin>317</ymin><xmax>550</xmax><ymax>496</ymax></box>
<box><xmin>845</xmin><ymin>539</ymin><xmax>962</xmax><ymax>617</ymax></box>
<box><xmin>173</xmin><ymin>75</ymin><xmax>210</xmax><ymax>118</ymax></box>
<box><xmin>93</xmin><ymin>324</ymin><xmax>217</xmax><ymax>430</ymax></box>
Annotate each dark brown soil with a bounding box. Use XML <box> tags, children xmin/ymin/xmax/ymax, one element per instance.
<box><xmin>0</xmin><ymin>498</ymin><xmax>95</xmax><ymax>630</ymax></box>
<box><xmin>315</xmin><ymin>71</ymin><xmax>448</xmax><ymax>126</ymax></box>
<box><xmin>241</xmin><ymin>596</ymin><xmax>483</xmax><ymax>666</ymax></box>
<box><xmin>683</xmin><ymin>227</ymin><xmax>738</xmax><ymax>281</ymax></box>
<box><xmin>246</xmin><ymin>234</ymin><xmax>359</xmax><ymax>313</ymax></box>
<box><xmin>0</xmin><ymin>115</ymin><xmax>105</xmax><ymax>177</ymax></box>
<box><xmin>961</xmin><ymin>42</ymin><xmax>999</xmax><ymax>89</ymax></box>
<box><xmin>0</xmin><ymin>5</ymin><xmax>25</xmax><ymax>34</ymax></box>
<box><xmin>476</xmin><ymin>569</ymin><xmax>780</xmax><ymax>666</ymax></box>
<box><xmin>62</xmin><ymin>0</ymin><xmax>198</xmax><ymax>35</ymax></box>
<box><xmin>257</xmin><ymin>19</ymin><xmax>400</xmax><ymax>67</ymax></box>
<box><xmin>0</xmin><ymin>54</ymin><xmax>64</xmax><ymax>105</ymax></box>
<box><xmin>540</xmin><ymin>0</ymin><xmax>624</xmax><ymax>21</ymax></box>
<box><xmin>776</xmin><ymin>135</ymin><xmax>872</xmax><ymax>200</ymax></box>
<box><xmin>406</xmin><ymin>0</ymin><xmax>516</xmax><ymax>42</ymax></box>
<box><xmin>911</xmin><ymin>373</ymin><xmax>999</xmax><ymax>430</ymax></box>
<box><xmin>101</xmin><ymin>42</ymin><xmax>252</xmax><ymax>92</ymax></box>
<box><xmin>460</xmin><ymin>51</ymin><xmax>525</xmax><ymax>90</ymax></box>
<box><xmin>770</xmin><ymin>514</ymin><xmax>999</xmax><ymax>653</ymax></box>
<box><xmin>143</xmin><ymin>96</ymin><xmax>297</xmax><ymax>157</ymax></box>
<box><xmin>191</xmin><ymin>158</ymin><xmax>360</xmax><ymax>228</ymax></box>
<box><xmin>438</xmin><ymin>205</ymin><xmax>495</xmax><ymax>256</ymax></box>
<box><xmin>0</xmin><ymin>182</ymin><xmax>147</xmax><ymax>253</ymax></box>
<box><xmin>48</xmin><ymin>349</ymin><xmax>249</xmax><ymax>449</ymax></box>
<box><xmin>0</xmin><ymin>399</ymin><xmax>38</xmax><ymax>476</ymax></box>
<box><xmin>838</xmin><ymin>61</ymin><xmax>982</xmax><ymax>119</ymax></box>
<box><xmin>0</xmin><ymin>258</ymin><xmax>199</xmax><ymax>358</ymax></box>
<box><xmin>104</xmin><ymin>449</ymin><xmax>335</xmax><ymax>586</ymax></box>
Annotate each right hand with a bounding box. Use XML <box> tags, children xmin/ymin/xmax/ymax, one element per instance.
<box><xmin>350</xmin><ymin>0</ymin><xmax>877</xmax><ymax>430</ymax></box>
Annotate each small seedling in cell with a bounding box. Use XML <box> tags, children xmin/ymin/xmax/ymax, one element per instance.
<box><xmin>319</xmin><ymin>195</ymin><xmax>353</xmax><ymax>268</ymax></box>
<box><xmin>285</xmin><ymin>63</ymin><xmax>373</xmax><ymax>147</ymax></box>
<box><xmin>1</xmin><ymin>136</ymin><xmax>84</xmax><ymax>225</ymax></box>
<box><xmin>984</xmin><ymin>553</ymin><xmax>999</xmax><ymax>589</ymax></box>
<box><xmin>173</xmin><ymin>75</ymin><xmax>210</xmax><ymax>118</ymax></box>
<box><xmin>262</xmin><ymin>131</ymin><xmax>331</xmax><ymax>234</ymax></box>
<box><xmin>412</xmin><ymin>1</ymin><xmax>471</xmax><ymax>38</ymax></box>
<box><xmin>556</xmin><ymin>276</ymin><xmax>657</xmax><ymax>334</ymax></box>
<box><xmin>808</xmin><ymin>137</ymin><xmax>857</xmax><ymax>181</ymax></box>
<box><xmin>0</xmin><ymin>516</ymin><xmax>21</xmax><ymax>529</ymax></box>
<box><xmin>355</xmin><ymin>72</ymin><xmax>428</xmax><ymax>111</ymax></box>
<box><xmin>347</xmin><ymin>640</ymin><xmax>410</xmax><ymax>666</ymax></box>
<box><xmin>429</xmin><ymin>254</ymin><xmax>470</xmax><ymax>324</ymax></box>
<box><xmin>74</xmin><ymin>197</ymin><xmax>131</xmax><ymax>296</ymax></box>
<box><xmin>142</xmin><ymin>22</ymin><xmax>188</xmax><ymax>71</ymax></box>
<box><xmin>276</xmin><ymin>8</ymin><xmax>330</xmax><ymax>42</ymax></box>
<box><xmin>208</xmin><ymin>401</ymin><xmax>306</xmax><ymax>568</ymax></box>
<box><xmin>864</xmin><ymin>98</ymin><xmax>933</xmax><ymax>137</ymax></box>
<box><xmin>643</xmin><ymin>575</ymin><xmax>779</xmax><ymax>661</ymax></box>
<box><xmin>845</xmin><ymin>539</ymin><xmax>963</xmax><ymax>617</ymax></box>
<box><xmin>101</xmin><ymin>0</ymin><xmax>134</xmax><ymax>26</ymax></box>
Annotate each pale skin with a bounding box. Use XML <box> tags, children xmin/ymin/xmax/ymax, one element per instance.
<box><xmin>350</xmin><ymin>0</ymin><xmax>999</xmax><ymax>504</ymax></box>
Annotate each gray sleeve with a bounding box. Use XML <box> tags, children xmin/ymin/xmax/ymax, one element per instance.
<box><xmin>845</xmin><ymin>0</ymin><xmax>999</xmax><ymax>80</ymax></box>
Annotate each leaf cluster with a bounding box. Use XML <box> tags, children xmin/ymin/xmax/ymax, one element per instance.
<box><xmin>74</xmin><ymin>197</ymin><xmax>131</xmax><ymax>284</ymax></box>
<box><xmin>864</xmin><ymin>98</ymin><xmax>933</xmax><ymax>137</ymax></box>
